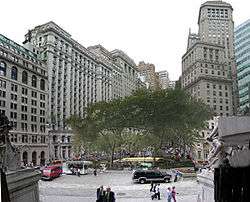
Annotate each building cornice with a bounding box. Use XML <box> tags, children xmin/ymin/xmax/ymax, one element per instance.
<box><xmin>198</xmin><ymin>1</ymin><xmax>233</xmax><ymax>25</ymax></box>
<box><xmin>182</xmin><ymin>41</ymin><xmax>225</xmax><ymax>59</ymax></box>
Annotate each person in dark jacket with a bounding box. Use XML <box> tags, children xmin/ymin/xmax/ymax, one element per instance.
<box><xmin>150</xmin><ymin>181</ymin><xmax>154</xmax><ymax>192</ymax></box>
<box><xmin>96</xmin><ymin>185</ymin><xmax>105</xmax><ymax>202</ymax></box>
<box><xmin>104</xmin><ymin>187</ymin><xmax>115</xmax><ymax>202</ymax></box>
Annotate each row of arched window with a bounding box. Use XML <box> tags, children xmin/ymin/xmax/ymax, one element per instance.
<box><xmin>0</xmin><ymin>61</ymin><xmax>45</xmax><ymax>90</ymax></box>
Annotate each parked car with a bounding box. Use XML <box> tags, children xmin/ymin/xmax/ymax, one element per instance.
<box><xmin>132</xmin><ymin>170</ymin><xmax>171</xmax><ymax>184</ymax></box>
<box><xmin>41</xmin><ymin>165</ymin><xmax>62</xmax><ymax>180</ymax></box>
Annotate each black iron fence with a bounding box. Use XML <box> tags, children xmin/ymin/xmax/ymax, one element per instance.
<box><xmin>214</xmin><ymin>166</ymin><xmax>250</xmax><ymax>202</ymax></box>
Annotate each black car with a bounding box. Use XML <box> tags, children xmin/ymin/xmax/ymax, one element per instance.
<box><xmin>132</xmin><ymin>170</ymin><xmax>171</xmax><ymax>184</ymax></box>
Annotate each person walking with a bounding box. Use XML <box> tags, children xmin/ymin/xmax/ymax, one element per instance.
<box><xmin>171</xmin><ymin>186</ymin><xmax>177</xmax><ymax>202</ymax></box>
<box><xmin>166</xmin><ymin>187</ymin><xmax>172</xmax><ymax>202</ymax></box>
<box><xmin>150</xmin><ymin>181</ymin><xmax>154</xmax><ymax>192</ymax></box>
<box><xmin>104</xmin><ymin>187</ymin><xmax>115</xmax><ymax>202</ymax></box>
<box><xmin>151</xmin><ymin>183</ymin><xmax>158</xmax><ymax>200</ymax></box>
<box><xmin>94</xmin><ymin>168</ymin><xmax>97</xmax><ymax>176</ymax></box>
<box><xmin>151</xmin><ymin>184</ymin><xmax>160</xmax><ymax>200</ymax></box>
<box><xmin>155</xmin><ymin>184</ymin><xmax>161</xmax><ymax>200</ymax></box>
<box><xmin>96</xmin><ymin>185</ymin><xmax>105</xmax><ymax>202</ymax></box>
<box><xmin>77</xmin><ymin>167</ymin><xmax>80</xmax><ymax>177</ymax></box>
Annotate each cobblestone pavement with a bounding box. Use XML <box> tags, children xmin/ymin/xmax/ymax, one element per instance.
<box><xmin>40</xmin><ymin>170</ymin><xmax>201</xmax><ymax>202</ymax></box>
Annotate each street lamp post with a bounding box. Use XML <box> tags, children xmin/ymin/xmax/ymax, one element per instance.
<box><xmin>45</xmin><ymin>123</ymin><xmax>53</xmax><ymax>163</ymax></box>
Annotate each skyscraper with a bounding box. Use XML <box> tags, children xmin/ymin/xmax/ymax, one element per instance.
<box><xmin>137</xmin><ymin>61</ymin><xmax>160</xmax><ymax>90</ymax></box>
<box><xmin>235</xmin><ymin>19</ymin><xmax>250</xmax><ymax>110</ymax></box>
<box><xmin>158</xmin><ymin>70</ymin><xmax>170</xmax><ymax>89</ymax></box>
<box><xmin>198</xmin><ymin>1</ymin><xmax>238</xmax><ymax>112</ymax></box>
<box><xmin>182</xmin><ymin>0</ymin><xmax>235</xmax><ymax>117</ymax></box>
<box><xmin>181</xmin><ymin>1</ymin><xmax>236</xmax><ymax>162</ymax></box>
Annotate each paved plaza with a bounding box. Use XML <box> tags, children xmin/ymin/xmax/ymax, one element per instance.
<box><xmin>40</xmin><ymin>170</ymin><xmax>201</xmax><ymax>202</ymax></box>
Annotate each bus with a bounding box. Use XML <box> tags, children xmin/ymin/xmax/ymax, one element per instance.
<box><xmin>62</xmin><ymin>160</ymin><xmax>93</xmax><ymax>175</ymax></box>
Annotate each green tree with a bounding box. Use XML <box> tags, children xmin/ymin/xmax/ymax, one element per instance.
<box><xmin>67</xmin><ymin>88</ymin><xmax>212</xmax><ymax>166</ymax></box>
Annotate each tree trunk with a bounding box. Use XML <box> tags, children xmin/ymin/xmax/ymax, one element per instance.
<box><xmin>109</xmin><ymin>142</ymin><xmax>116</xmax><ymax>168</ymax></box>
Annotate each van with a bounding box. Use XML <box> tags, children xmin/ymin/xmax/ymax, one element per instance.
<box><xmin>41</xmin><ymin>165</ymin><xmax>62</xmax><ymax>180</ymax></box>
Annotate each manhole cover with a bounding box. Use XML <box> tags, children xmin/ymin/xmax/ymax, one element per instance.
<box><xmin>117</xmin><ymin>192</ymin><xmax>126</xmax><ymax>196</ymax></box>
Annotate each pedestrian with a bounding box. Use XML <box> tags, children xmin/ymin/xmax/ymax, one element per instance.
<box><xmin>96</xmin><ymin>185</ymin><xmax>105</xmax><ymax>202</ymax></box>
<box><xmin>156</xmin><ymin>184</ymin><xmax>161</xmax><ymax>200</ymax></box>
<box><xmin>77</xmin><ymin>167</ymin><xmax>80</xmax><ymax>177</ymax></box>
<box><xmin>94</xmin><ymin>168</ymin><xmax>97</xmax><ymax>176</ymax></box>
<box><xmin>174</xmin><ymin>171</ymin><xmax>179</xmax><ymax>182</ymax></box>
<box><xmin>150</xmin><ymin>181</ymin><xmax>154</xmax><ymax>192</ymax></box>
<box><xmin>166</xmin><ymin>187</ymin><xmax>172</xmax><ymax>202</ymax></box>
<box><xmin>172</xmin><ymin>186</ymin><xmax>177</xmax><ymax>202</ymax></box>
<box><xmin>104</xmin><ymin>187</ymin><xmax>115</xmax><ymax>202</ymax></box>
<box><xmin>151</xmin><ymin>184</ymin><xmax>160</xmax><ymax>200</ymax></box>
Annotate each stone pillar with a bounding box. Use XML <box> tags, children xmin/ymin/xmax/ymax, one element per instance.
<box><xmin>197</xmin><ymin>172</ymin><xmax>214</xmax><ymax>202</ymax></box>
<box><xmin>6</xmin><ymin>169</ymin><xmax>41</xmax><ymax>202</ymax></box>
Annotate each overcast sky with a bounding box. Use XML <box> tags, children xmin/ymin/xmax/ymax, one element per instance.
<box><xmin>1</xmin><ymin>0</ymin><xmax>249</xmax><ymax>80</ymax></box>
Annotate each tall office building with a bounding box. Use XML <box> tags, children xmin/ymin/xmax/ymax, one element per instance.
<box><xmin>182</xmin><ymin>0</ymin><xmax>234</xmax><ymax>116</ymax></box>
<box><xmin>0</xmin><ymin>34</ymin><xmax>48</xmax><ymax>166</ymax></box>
<box><xmin>137</xmin><ymin>61</ymin><xmax>160</xmax><ymax>90</ymax></box>
<box><xmin>198</xmin><ymin>0</ymin><xmax>238</xmax><ymax>112</ymax></box>
<box><xmin>23</xmin><ymin>22</ymin><xmax>138</xmax><ymax>160</ymax></box>
<box><xmin>157</xmin><ymin>70</ymin><xmax>170</xmax><ymax>89</ymax></box>
<box><xmin>182</xmin><ymin>1</ymin><xmax>235</xmax><ymax>162</ymax></box>
<box><xmin>235</xmin><ymin>19</ymin><xmax>250</xmax><ymax>110</ymax></box>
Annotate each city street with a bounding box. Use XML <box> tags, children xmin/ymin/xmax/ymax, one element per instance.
<box><xmin>40</xmin><ymin>170</ymin><xmax>201</xmax><ymax>202</ymax></box>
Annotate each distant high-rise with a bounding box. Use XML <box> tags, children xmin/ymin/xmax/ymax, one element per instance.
<box><xmin>158</xmin><ymin>70</ymin><xmax>170</xmax><ymax>89</ymax></box>
<box><xmin>235</xmin><ymin>19</ymin><xmax>250</xmax><ymax>110</ymax></box>
<box><xmin>137</xmin><ymin>61</ymin><xmax>160</xmax><ymax>90</ymax></box>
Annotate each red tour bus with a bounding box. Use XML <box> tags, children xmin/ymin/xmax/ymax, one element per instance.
<box><xmin>41</xmin><ymin>165</ymin><xmax>62</xmax><ymax>180</ymax></box>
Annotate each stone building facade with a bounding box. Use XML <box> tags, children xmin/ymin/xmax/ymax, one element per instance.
<box><xmin>0</xmin><ymin>34</ymin><xmax>48</xmax><ymax>166</ymax></box>
<box><xmin>23</xmin><ymin>22</ymin><xmax>139</xmax><ymax>160</ymax></box>
<box><xmin>198</xmin><ymin>0</ymin><xmax>238</xmax><ymax>113</ymax></box>
<box><xmin>182</xmin><ymin>41</ymin><xmax>233</xmax><ymax>116</ymax></box>
<box><xmin>182</xmin><ymin>1</ymin><xmax>236</xmax><ymax>163</ymax></box>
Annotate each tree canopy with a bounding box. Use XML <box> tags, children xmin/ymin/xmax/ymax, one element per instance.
<box><xmin>67</xmin><ymin>88</ymin><xmax>212</xmax><ymax>166</ymax></box>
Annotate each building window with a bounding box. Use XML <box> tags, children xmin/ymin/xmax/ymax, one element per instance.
<box><xmin>0</xmin><ymin>90</ymin><xmax>6</xmax><ymax>98</ymax></box>
<box><xmin>11</xmin><ymin>93</ymin><xmax>17</xmax><ymax>101</ymax></box>
<box><xmin>22</xmin><ymin>71</ymin><xmax>28</xmax><ymax>84</ymax></box>
<box><xmin>40</xmin><ymin>79</ymin><xmax>45</xmax><ymax>90</ymax></box>
<box><xmin>22</xmin><ymin>87</ymin><xmax>28</xmax><ymax>95</ymax></box>
<box><xmin>0</xmin><ymin>80</ymin><xmax>6</xmax><ymax>88</ymax></box>
<box><xmin>11</xmin><ymin>67</ymin><xmax>18</xmax><ymax>80</ymax></box>
<box><xmin>31</xmin><ymin>91</ymin><xmax>37</xmax><ymax>98</ymax></box>
<box><xmin>0</xmin><ymin>61</ymin><xmax>6</xmax><ymax>76</ymax></box>
<box><xmin>11</xmin><ymin>84</ymin><xmax>18</xmax><ymax>92</ymax></box>
<box><xmin>32</xmin><ymin>75</ymin><xmax>37</xmax><ymax>88</ymax></box>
